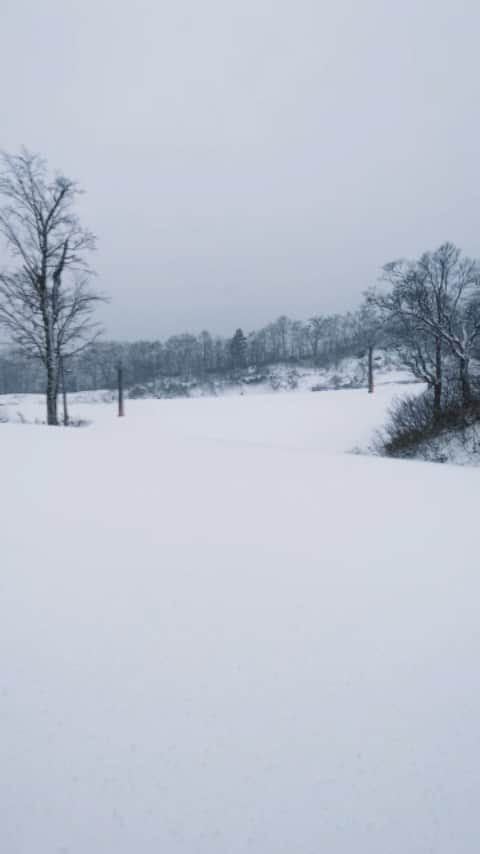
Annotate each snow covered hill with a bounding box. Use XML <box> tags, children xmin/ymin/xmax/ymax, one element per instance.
<box><xmin>125</xmin><ymin>351</ymin><xmax>412</xmax><ymax>400</ymax></box>
<box><xmin>1</xmin><ymin>385</ymin><xmax>479</xmax><ymax>853</ymax></box>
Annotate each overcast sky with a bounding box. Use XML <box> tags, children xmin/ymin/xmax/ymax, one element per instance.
<box><xmin>2</xmin><ymin>0</ymin><xmax>480</xmax><ymax>339</ymax></box>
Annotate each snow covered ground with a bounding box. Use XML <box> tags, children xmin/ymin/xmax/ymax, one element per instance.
<box><xmin>1</xmin><ymin>384</ymin><xmax>479</xmax><ymax>853</ymax></box>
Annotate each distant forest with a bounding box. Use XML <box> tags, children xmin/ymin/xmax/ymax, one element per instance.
<box><xmin>0</xmin><ymin>312</ymin><xmax>363</xmax><ymax>394</ymax></box>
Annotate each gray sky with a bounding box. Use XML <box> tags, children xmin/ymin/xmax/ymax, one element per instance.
<box><xmin>2</xmin><ymin>0</ymin><xmax>480</xmax><ymax>339</ymax></box>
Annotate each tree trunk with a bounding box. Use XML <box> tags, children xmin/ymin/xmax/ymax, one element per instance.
<box><xmin>46</xmin><ymin>349</ymin><xmax>58</xmax><ymax>426</ymax></box>
<box><xmin>41</xmin><ymin>292</ymin><xmax>59</xmax><ymax>425</ymax></box>
<box><xmin>367</xmin><ymin>345</ymin><xmax>374</xmax><ymax>393</ymax></box>
<box><xmin>46</xmin><ymin>374</ymin><xmax>58</xmax><ymax>425</ymax></box>
<box><xmin>459</xmin><ymin>357</ymin><xmax>471</xmax><ymax>407</ymax></box>
<box><xmin>60</xmin><ymin>358</ymin><xmax>69</xmax><ymax>426</ymax></box>
<box><xmin>433</xmin><ymin>338</ymin><xmax>442</xmax><ymax>421</ymax></box>
<box><xmin>433</xmin><ymin>382</ymin><xmax>442</xmax><ymax>422</ymax></box>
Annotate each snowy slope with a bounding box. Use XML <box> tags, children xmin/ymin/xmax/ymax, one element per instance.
<box><xmin>126</xmin><ymin>351</ymin><xmax>413</xmax><ymax>400</ymax></box>
<box><xmin>1</xmin><ymin>386</ymin><xmax>479</xmax><ymax>854</ymax></box>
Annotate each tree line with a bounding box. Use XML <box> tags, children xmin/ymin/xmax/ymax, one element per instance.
<box><xmin>0</xmin><ymin>312</ymin><xmax>365</xmax><ymax>395</ymax></box>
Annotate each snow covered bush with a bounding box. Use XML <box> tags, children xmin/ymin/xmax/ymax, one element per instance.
<box><xmin>379</xmin><ymin>388</ymin><xmax>480</xmax><ymax>459</ymax></box>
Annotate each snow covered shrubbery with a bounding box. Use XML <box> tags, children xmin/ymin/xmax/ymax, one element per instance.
<box><xmin>378</xmin><ymin>386</ymin><xmax>480</xmax><ymax>463</ymax></box>
<box><xmin>129</xmin><ymin>380</ymin><xmax>192</xmax><ymax>399</ymax></box>
<box><xmin>241</xmin><ymin>373</ymin><xmax>266</xmax><ymax>385</ymax></box>
<box><xmin>382</xmin><ymin>392</ymin><xmax>440</xmax><ymax>454</ymax></box>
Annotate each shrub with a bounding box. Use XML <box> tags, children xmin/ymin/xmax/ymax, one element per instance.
<box><xmin>128</xmin><ymin>383</ymin><xmax>151</xmax><ymax>399</ymax></box>
<box><xmin>380</xmin><ymin>389</ymin><xmax>480</xmax><ymax>457</ymax></box>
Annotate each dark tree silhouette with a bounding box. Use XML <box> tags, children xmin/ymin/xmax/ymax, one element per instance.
<box><xmin>230</xmin><ymin>328</ymin><xmax>248</xmax><ymax>370</ymax></box>
<box><xmin>0</xmin><ymin>149</ymin><xmax>104</xmax><ymax>424</ymax></box>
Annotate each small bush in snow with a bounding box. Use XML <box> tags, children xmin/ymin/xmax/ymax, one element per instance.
<box><xmin>128</xmin><ymin>384</ymin><xmax>151</xmax><ymax>399</ymax></box>
<box><xmin>379</xmin><ymin>389</ymin><xmax>480</xmax><ymax>458</ymax></box>
<box><xmin>67</xmin><ymin>418</ymin><xmax>92</xmax><ymax>428</ymax></box>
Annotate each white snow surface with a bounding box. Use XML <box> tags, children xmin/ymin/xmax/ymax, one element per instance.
<box><xmin>1</xmin><ymin>385</ymin><xmax>479</xmax><ymax>853</ymax></box>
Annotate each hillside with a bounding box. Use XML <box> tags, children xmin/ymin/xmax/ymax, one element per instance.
<box><xmin>127</xmin><ymin>351</ymin><xmax>409</xmax><ymax>399</ymax></box>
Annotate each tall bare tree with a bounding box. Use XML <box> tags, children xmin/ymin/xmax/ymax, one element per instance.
<box><xmin>0</xmin><ymin>149</ymin><xmax>103</xmax><ymax>424</ymax></box>
<box><xmin>355</xmin><ymin>303</ymin><xmax>385</xmax><ymax>393</ymax></box>
<box><xmin>370</xmin><ymin>243</ymin><xmax>480</xmax><ymax>410</ymax></box>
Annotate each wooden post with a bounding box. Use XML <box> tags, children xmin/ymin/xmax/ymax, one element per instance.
<box><xmin>118</xmin><ymin>364</ymin><xmax>125</xmax><ymax>417</ymax></box>
<box><xmin>368</xmin><ymin>345</ymin><xmax>374</xmax><ymax>394</ymax></box>
<box><xmin>60</xmin><ymin>357</ymin><xmax>69</xmax><ymax>425</ymax></box>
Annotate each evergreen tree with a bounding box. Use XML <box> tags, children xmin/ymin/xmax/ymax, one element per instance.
<box><xmin>230</xmin><ymin>328</ymin><xmax>247</xmax><ymax>369</ymax></box>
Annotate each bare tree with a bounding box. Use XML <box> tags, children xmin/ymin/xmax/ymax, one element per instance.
<box><xmin>370</xmin><ymin>243</ymin><xmax>480</xmax><ymax>410</ymax></box>
<box><xmin>0</xmin><ymin>148</ymin><xmax>103</xmax><ymax>424</ymax></box>
<box><xmin>392</xmin><ymin>314</ymin><xmax>444</xmax><ymax>419</ymax></box>
<box><xmin>355</xmin><ymin>303</ymin><xmax>385</xmax><ymax>393</ymax></box>
<box><xmin>307</xmin><ymin>316</ymin><xmax>324</xmax><ymax>364</ymax></box>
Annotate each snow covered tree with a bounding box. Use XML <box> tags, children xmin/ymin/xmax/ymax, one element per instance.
<box><xmin>230</xmin><ymin>328</ymin><xmax>247</xmax><ymax>369</ymax></box>
<box><xmin>370</xmin><ymin>243</ymin><xmax>480</xmax><ymax>412</ymax></box>
<box><xmin>307</xmin><ymin>316</ymin><xmax>325</xmax><ymax>363</ymax></box>
<box><xmin>0</xmin><ymin>149</ymin><xmax>102</xmax><ymax>424</ymax></box>
<box><xmin>356</xmin><ymin>303</ymin><xmax>384</xmax><ymax>393</ymax></box>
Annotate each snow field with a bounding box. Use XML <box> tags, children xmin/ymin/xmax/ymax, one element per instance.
<box><xmin>1</xmin><ymin>385</ymin><xmax>479</xmax><ymax>853</ymax></box>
